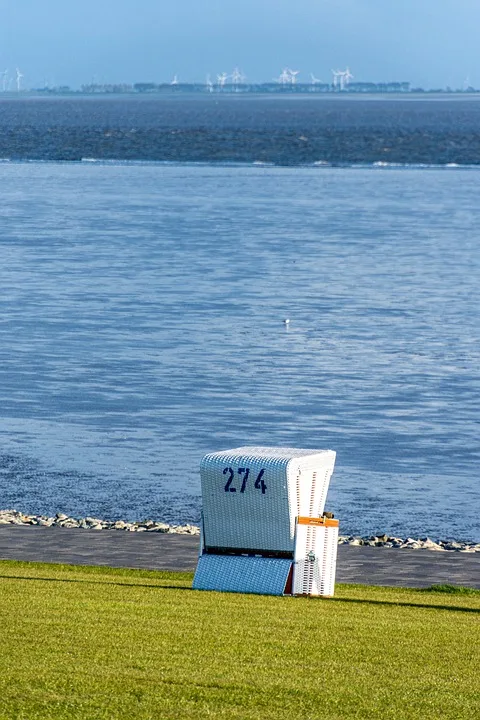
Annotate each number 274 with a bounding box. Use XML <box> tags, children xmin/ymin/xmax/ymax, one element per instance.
<box><xmin>223</xmin><ymin>467</ymin><xmax>267</xmax><ymax>494</ymax></box>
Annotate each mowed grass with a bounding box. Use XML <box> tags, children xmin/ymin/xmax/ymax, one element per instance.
<box><xmin>0</xmin><ymin>560</ymin><xmax>478</xmax><ymax>720</ymax></box>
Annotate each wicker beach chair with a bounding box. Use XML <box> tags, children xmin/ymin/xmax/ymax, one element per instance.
<box><xmin>193</xmin><ymin>446</ymin><xmax>339</xmax><ymax>596</ymax></box>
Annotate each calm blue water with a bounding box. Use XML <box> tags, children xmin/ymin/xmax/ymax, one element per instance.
<box><xmin>0</xmin><ymin>98</ymin><xmax>479</xmax><ymax>541</ymax></box>
<box><xmin>2</xmin><ymin>94</ymin><xmax>480</xmax><ymax>165</ymax></box>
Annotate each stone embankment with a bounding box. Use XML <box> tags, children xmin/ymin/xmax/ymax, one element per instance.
<box><xmin>0</xmin><ymin>510</ymin><xmax>478</xmax><ymax>551</ymax></box>
<box><xmin>0</xmin><ymin>509</ymin><xmax>199</xmax><ymax>535</ymax></box>
<box><xmin>337</xmin><ymin>534</ymin><xmax>480</xmax><ymax>552</ymax></box>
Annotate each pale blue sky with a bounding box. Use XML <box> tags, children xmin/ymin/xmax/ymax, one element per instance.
<box><xmin>0</xmin><ymin>1</ymin><xmax>478</xmax><ymax>89</ymax></box>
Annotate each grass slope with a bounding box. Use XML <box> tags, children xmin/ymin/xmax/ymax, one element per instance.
<box><xmin>0</xmin><ymin>560</ymin><xmax>478</xmax><ymax>720</ymax></box>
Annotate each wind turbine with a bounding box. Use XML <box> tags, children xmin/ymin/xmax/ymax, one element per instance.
<box><xmin>277</xmin><ymin>68</ymin><xmax>291</xmax><ymax>85</ymax></box>
<box><xmin>217</xmin><ymin>72</ymin><xmax>228</xmax><ymax>89</ymax></box>
<box><xmin>310</xmin><ymin>73</ymin><xmax>322</xmax><ymax>85</ymax></box>
<box><xmin>231</xmin><ymin>67</ymin><xmax>245</xmax><ymax>89</ymax></box>
<box><xmin>288</xmin><ymin>69</ymin><xmax>300</xmax><ymax>84</ymax></box>
<box><xmin>1</xmin><ymin>70</ymin><xmax>8</xmax><ymax>92</ymax></box>
<box><xmin>16</xmin><ymin>68</ymin><xmax>23</xmax><ymax>92</ymax></box>
<box><xmin>343</xmin><ymin>67</ymin><xmax>354</xmax><ymax>87</ymax></box>
<box><xmin>205</xmin><ymin>74</ymin><xmax>214</xmax><ymax>92</ymax></box>
<box><xmin>331</xmin><ymin>69</ymin><xmax>341</xmax><ymax>89</ymax></box>
<box><xmin>170</xmin><ymin>74</ymin><xmax>179</xmax><ymax>85</ymax></box>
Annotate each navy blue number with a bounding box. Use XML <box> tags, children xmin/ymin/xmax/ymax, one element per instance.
<box><xmin>223</xmin><ymin>467</ymin><xmax>236</xmax><ymax>492</ymax></box>
<box><xmin>238</xmin><ymin>468</ymin><xmax>250</xmax><ymax>493</ymax></box>
<box><xmin>223</xmin><ymin>467</ymin><xmax>266</xmax><ymax>493</ymax></box>
<box><xmin>254</xmin><ymin>469</ymin><xmax>267</xmax><ymax>494</ymax></box>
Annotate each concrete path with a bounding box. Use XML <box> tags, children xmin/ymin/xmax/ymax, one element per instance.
<box><xmin>0</xmin><ymin>526</ymin><xmax>479</xmax><ymax>589</ymax></box>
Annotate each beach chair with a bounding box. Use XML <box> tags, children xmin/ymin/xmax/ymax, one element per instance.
<box><xmin>193</xmin><ymin>446</ymin><xmax>339</xmax><ymax>596</ymax></box>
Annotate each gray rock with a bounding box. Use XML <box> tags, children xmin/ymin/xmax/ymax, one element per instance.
<box><xmin>37</xmin><ymin>517</ymin><xmax>54</xmax><ymax>526</ymax></box>
<box><xmin>85</xmin><ymin>517</ymin><xmax>103</xmax><ymax>527</ymax></box>
<box><xmin>59</xmin><ymin>519</ymin><xmax>80</xmax><ymax>528</ymax></box>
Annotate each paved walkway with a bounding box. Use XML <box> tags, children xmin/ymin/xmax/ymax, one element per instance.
<box><xmin>0</xmin><ymin>526</ymin><xmax>479</xmax><ymax>589</ymax></box>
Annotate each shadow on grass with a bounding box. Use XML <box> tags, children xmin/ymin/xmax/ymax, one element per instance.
<box><xmin>0</xmin><ymin>573</ymin><xmax>192</xmax><ymax>592</ymax></box>
<box><xmin>328</xmin><ymin>596</ymin><xmax>480</xmax><ymax>614</ymax></box>
<box><xmin>1</xmin><ymin>573</ymin><xmax>479</xmax><ymax>613</ymax></box>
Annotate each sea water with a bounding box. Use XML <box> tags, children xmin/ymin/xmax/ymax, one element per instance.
<box><xmin>0</xmin><ymin>96</ymin><xmax>479</xmax><ymax>541</ymax></box>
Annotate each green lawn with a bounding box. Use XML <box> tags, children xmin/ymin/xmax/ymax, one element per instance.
<box><xmin>0</xmin><ymin>560</ymin><xmax>478</xmax><ymax>720</ymax></box>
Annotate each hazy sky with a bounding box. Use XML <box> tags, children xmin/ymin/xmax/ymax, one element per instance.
<box><xmin>0</xmin><ymin>0</ymin><xmax>478</xmax><ymax>89</ymax></box>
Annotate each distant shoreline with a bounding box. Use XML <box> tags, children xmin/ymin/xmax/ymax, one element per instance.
<box><xmin>2</xmin><ymin>90</ymin><xmax>480</xmax><ymax>101</ymax></box>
